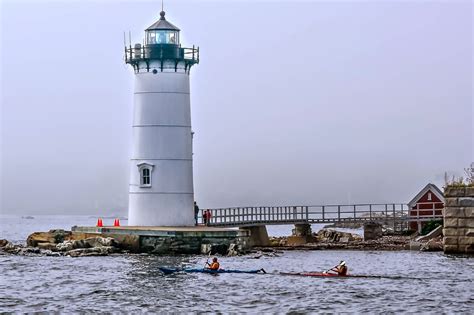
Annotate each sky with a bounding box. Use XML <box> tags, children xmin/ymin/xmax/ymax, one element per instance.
<box><xmin>1</xmin><ymin>0</ymin><xmax>472</xmax><ymax>215</ymax></box>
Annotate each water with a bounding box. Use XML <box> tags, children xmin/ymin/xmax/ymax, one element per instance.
<box><xmin>1</xmin><ymin>215</ymin><xmax>473</xmax><ymax>312</ymax></box>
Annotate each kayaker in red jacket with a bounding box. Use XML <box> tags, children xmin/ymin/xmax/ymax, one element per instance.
<box><xmin>330</xmin><ymin>261</ymin><xmax>347</xmax><ymax>276</ymax></box>
<box><xmin>206</xmin><ymin>257</ymin><xmax>220</xmax><ymax>270</ymax></box>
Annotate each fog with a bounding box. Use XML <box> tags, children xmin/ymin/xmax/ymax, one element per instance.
<box><xmin>1</xmin><ymin>0</ymin><xmax>472</xmax><ymax>215</ymax></box>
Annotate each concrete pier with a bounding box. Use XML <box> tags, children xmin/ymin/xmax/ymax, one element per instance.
<box><xmin>239</xmin><ymin>226</ymin><xmax>270</xmax><ymax>247</ymax></box>
<box><xmin>287</xmin><ymin>223</ymin><xmax>314</xmax><ymax>245</ymax></box>
<box><xmin>71</xmin><ymin>226</ymin><xmax>247</xmax><ymax>254</ymax></box>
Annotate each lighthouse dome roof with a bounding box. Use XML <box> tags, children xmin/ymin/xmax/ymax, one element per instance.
<box><xmin>146</xmin><ymin>11</ymin><xmax>180</xmax><ymax>31</ymax></box>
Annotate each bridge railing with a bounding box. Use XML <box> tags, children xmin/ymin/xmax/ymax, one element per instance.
<box><xmin>206</xmin><ymin>203</ymin><xmax>413</xmax><ymax>226</ymax></box>
<box><xmin>207</xmin><ymin>206</ymin><xmax>307</xmax><ymax>226</ymax></box>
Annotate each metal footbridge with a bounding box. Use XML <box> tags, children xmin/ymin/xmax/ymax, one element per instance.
<box><xmin>205</xmin><ymin>202</ymin><xmax>443</xmax><ymax>229</ymax></box>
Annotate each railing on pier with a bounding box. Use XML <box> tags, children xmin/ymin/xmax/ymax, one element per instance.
<box><xmin>204</xmin><ymin>202</ymin><xmax>443</xmax><ymax>227</ymax></box>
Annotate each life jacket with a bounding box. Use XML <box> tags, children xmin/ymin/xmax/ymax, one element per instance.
<box><xmin>209</xmin><ymin>262</ymin><xmax>220</xmax><ymax>270</ymax></box>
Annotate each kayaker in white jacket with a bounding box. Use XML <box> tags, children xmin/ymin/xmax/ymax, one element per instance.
<box><xmin>330</xmin><ymin>261</ymin><xmax>348</xmax><ymax>276</ymax></box>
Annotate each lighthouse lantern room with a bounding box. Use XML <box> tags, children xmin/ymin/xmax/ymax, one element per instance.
<box><xmin>125</xmin><ymin>10</ymin><xmax>199</xmax><ymax>226</ymax></box>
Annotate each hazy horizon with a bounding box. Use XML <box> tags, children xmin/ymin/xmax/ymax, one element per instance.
<box><xmin>1</xmin><ymin>0</ymin><xmax>472</xmax><ymax>215</ymax></box>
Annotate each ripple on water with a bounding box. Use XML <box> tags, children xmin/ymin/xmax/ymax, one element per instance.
<box><xmin>1</xmin><ymin>250</ymin><xmax>473</xmax><ymax>312</ymax></box>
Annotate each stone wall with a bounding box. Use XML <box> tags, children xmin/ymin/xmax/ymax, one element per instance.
<box><xmin>443</xmin><ymin>186</ymin><xmax>474</xmax><ymax>255</ymax></box>
<box><xmin>140</xmin><ymin>236</ymin><xmax>239</xmax><ymax>255</ymax></box>
<box><xmin>22</xmin><ymin>227</ymin><xmax>251</xmax><ymax>256</ymax></box>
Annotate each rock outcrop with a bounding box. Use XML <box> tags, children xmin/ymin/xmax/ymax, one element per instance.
<box><xmin>315</xmin><ymin>229</ymin><xmax>363</xmax><ymax>243</ymax></box>
<box><xmin>27</xmin><ymin>229</ymin><xmax>72</xmax><ymax>247</ymax></box>
<box><xmin>66</xmin><ymin>246</ymin><xmax>117</xmax><ymax>257</ymax></box>
<box><xmin>56</xmin><ymin>237</ymin><xmax>118</xmax><ymax>251</ymax></box>
<box><xmin>1</xmin><ymin>234</ymin><xmax>122</xmax><ymax>257</ymax></box>
<box><xmin>1</xmin><ymin>241</ymin><xmax>42</xmax><ymax>256</ymax></box>
<box><xmin>227</xmin><ymin>243</ymin><xmax>239</xmax><ymax>256</ymax></box>
<box><xmin>364</xmin><ymin>222</ymin><xmax>383</xmax><ymax>240</ymax></box>
<box><xmin>420</xmin><ymin>236</ymin><xmax>443</xmax><ymax>252</ymax></box>
<box><xmin>266</xmin><ymin>229</ymin><xmax>410</xmax><ymax>251</ymax></box>
<box><xmin>4</xmin><ymin>227</ymin><xmax>248</xmax><ymax>257</ymax></box>
<box><xmin>0</xmin><ymin>239</ymin><xmax>9</xmax><ymax>247</ymax></box>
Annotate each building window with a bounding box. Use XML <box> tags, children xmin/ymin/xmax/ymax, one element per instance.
<box><xmin>427</xmin><ymin>192</ymin><xmax>432</xmax><ymax>201</ymax></box>
<box><xmin>137</xmin><ymin>163</ymin><xmax>154</xmax><ymax>188</ymax></box>
<box><xmin>142</xmin><ymin>168</ymin><xmax>150</xmax><ymax>186</ymax></box>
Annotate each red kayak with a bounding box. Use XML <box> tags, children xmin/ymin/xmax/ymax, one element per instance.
<box><xmin>280</xmin><ymin>272</ymin><xmax>382</xmax><ymax>278</ymax></box>
<box><xmin>302</xmin><ymin>272</ymin><xmax>344</xmax><ymax>277</ymax></box>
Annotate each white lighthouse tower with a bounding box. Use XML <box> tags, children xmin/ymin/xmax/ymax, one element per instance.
<box><xmin>125</xmin><ymin>10</ymin><xmax>199</xmax><ymax>226</ymax></box>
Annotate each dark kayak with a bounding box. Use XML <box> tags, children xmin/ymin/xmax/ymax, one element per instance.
<box><xmin>159</xmin><ymin>267</ymin><xmax>266</xmax><ymax>275</ymax></box>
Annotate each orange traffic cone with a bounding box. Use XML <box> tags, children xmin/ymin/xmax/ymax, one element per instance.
<box><xmin>114</xmin><ymin>218</ymin><xmax>120</xmax><ymax>227</ymax></box>
<box><xmin>97</xmin><ymin>218</ymin><xmax>103</xmax><ymax>227</ymax></box>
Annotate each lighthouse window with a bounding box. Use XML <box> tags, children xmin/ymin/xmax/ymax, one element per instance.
<box><xmin>147</xmin><ymin>31</ymin><xmax>178</xmax><ymax>44</ymax></box>
<box><xmin>142</xmin><ymin>168</ymin><xmax>150</xmax><ymax>186</ymax></box>
<box><xmin>148</xmin><ymin>32</ymin><xmax>157</xmax><ymax>44</ymax></box>
<box><xmin>138</xmin><ymin>163</ymin><xmax>154</xmax><ymax>188</ymax></box>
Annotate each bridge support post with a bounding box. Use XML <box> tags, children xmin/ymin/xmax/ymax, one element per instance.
<box><xmin>240</xmin><ymin>225</ymin><xmax>270</xmax><ymax>247</ymax></box>
<box><xmin>287</xmin><ymin>223</ymin><xmax>314</xmax><ymax>245</ymax></box>
<box><xmin>443</xmin><ymin>186</ymin><xmax>474</xmax><ymax>254</ymax></box>
<box><xmin>363</xmin><ymin>222</ymin><xmax>383</xmax><ymax>240</ymax></box>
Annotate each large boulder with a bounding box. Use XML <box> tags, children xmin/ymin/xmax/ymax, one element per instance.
<box><xmin>420</xmin><ymin>236</ymin><xmax>443</xmax><ymax>252</ymax></box>
<box><xmin>56</xmin><ymin>237</ymin><xmax>118</xmax><ymax>252</ymax></box>
<box><xmin>66</xmin><ymin>246</ymin><xmax>116</xmax><ymax>257</ymax></box>
<box><xmin>56</xmin><ymin>240</ymin><xmax>75</xmax><ymax>252</ymax></box>
<box><xmin>36</xmin><ymin>242</ymin><xmax>58</xmax><ymax>251</ymax></box>
<box><xmin>316</xmin><ymin>229</ymin><xmax>362</xmax><ymax>243</ymax></box>
<box><xmin>27</xmin><ymin>230</ymin><xmax>72</xmax><ymax>247</ymax></box>
<box><xmin>1</xmin><ymin>242</ymin><xmax>21</xmax><ymax>254</ymax></box>
<box><xmin>227</xmin><ymin>243</ymin><xmax>240</xmax><ymax>256</ymax></box>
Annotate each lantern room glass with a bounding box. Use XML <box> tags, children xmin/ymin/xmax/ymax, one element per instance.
<box><xmin>146</xmin><ymin>30</ymin><xmax>179</xmax><ymax>45</ymax></box>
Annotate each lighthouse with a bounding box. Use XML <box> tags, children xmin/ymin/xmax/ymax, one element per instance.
<box><xmin>125</xmin><ymin>10</ymin><xmax>199</xmax><ymax>226</ymax></box>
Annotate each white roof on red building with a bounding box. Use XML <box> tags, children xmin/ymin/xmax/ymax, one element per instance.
<box><xmin>408</xmin><ymin>183</ymin><xmax>444</xmax><ymax>207</ymax></box>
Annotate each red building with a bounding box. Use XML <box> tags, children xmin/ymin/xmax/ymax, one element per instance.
<box><xmin>408</xmin><ymin>183</ymin><xmax>444</xmax><ymax>232</ymax></box>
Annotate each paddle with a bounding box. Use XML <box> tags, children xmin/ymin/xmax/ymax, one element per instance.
<box><xmin>203</xmin><ymin>250</ymin><xmax>211</xmax><ymax>269</ymax></box>
<box><xmin>323</xmin><ymin>264</ymin><xmax>339</xmax><ymax>274</ymax></box>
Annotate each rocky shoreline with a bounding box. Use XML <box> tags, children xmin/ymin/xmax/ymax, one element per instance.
<box><xmin>0</xmin><ymin>231</ymin><xmax>124</xmax><ymax>257</ymax></box>
<box><xmin>267</xmin><ymin>235</ymin><xmax>411</xmax><ymax>251</ymax></box>
<box><xmin>0</xmin><ymin>227</ymin><xmax>443</xmax><ymax>257</ymax></box>
<box><xmin>265</xmin><ymin>235</ymin><xmax>442</xmax><ymax>251</ymax></box>
<box><xmin>264</xmin><ymin>228</ymin><xmax>443</xmax><ymax>251</ymax></box>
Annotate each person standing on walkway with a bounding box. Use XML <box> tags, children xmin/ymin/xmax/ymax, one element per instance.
<box><xmin>202</xmin><ymin>209</ymin><xmax>208</xmax><ymax>225</ymax></box>
<box><xmin>194</xmin><ymin>201</ymin><xmax>200</xmax><ymax>225</ymax></box>
<box><xmin>205</xmin><ymin>210</ymin><xmax>212</xmax><ymax>226</ymax></box>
